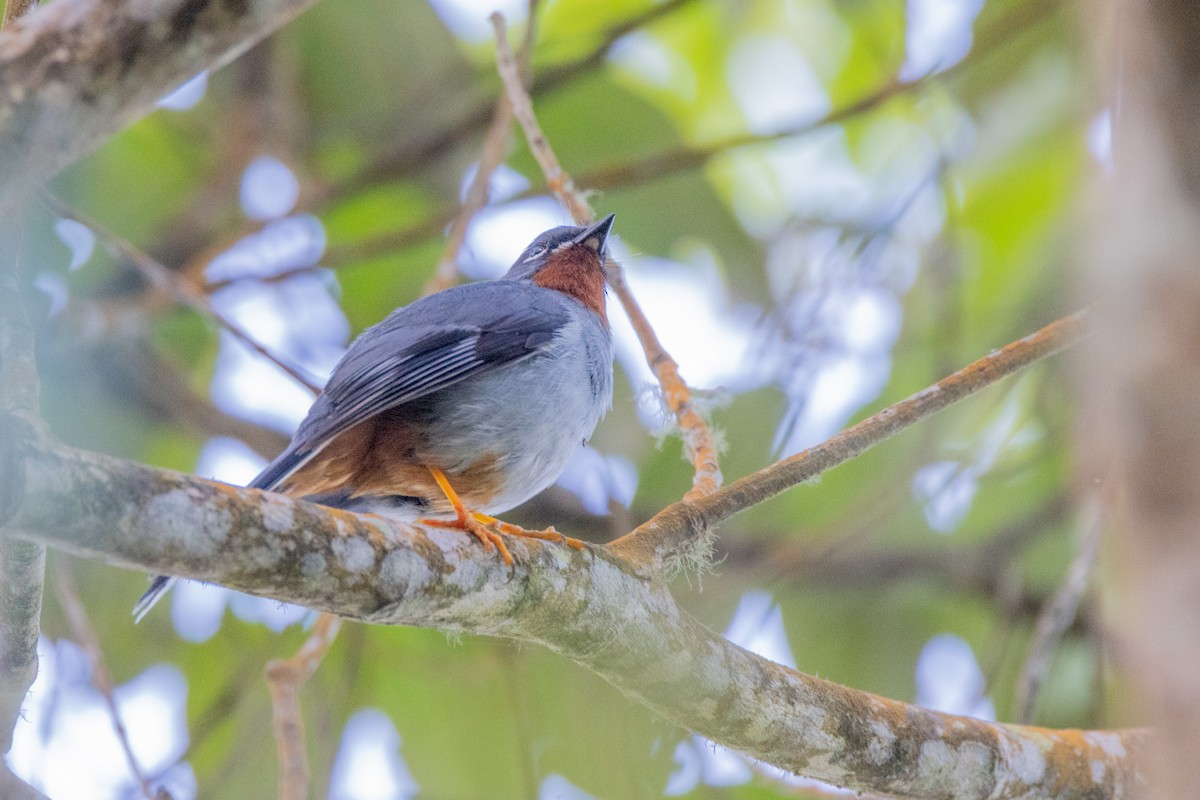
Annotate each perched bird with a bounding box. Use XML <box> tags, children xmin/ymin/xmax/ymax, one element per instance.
<box><xmin>134</xmin><ymin>214</ymin><xmax>617</xmax><ymax>621</ymax></box>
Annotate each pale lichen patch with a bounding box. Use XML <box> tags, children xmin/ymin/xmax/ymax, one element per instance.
<box><xmin>301</xmin><ymin>552</ymin><xmax>326</xmax><ymax>578</ymax></box>
<box><xmin>993</xmin><ymin>733</ymin><xmax>1047</xmax><ymax>793</ymax></box>
<box><xmin>866</xmin><ymin>720</ymin><xmax>896</xmax><ymax>766</ymax></box>
<box><xmin>916</xmin><ymin>739</ymin><xmax>991</xmax><ymax>797</ymax></box>
<box><xmin>378</xmin><ymin>549</ymin><xmax>433</xmax><ymax>601</ymax></box>
<box><xmin>332</xmin><ymin>536</ymin><xmax>375</xmax><ymax>573</ymax></box>
<box><xmin>141</xmin><ymin>489</ymin><xmax>230</xmax><ymax>555</ymax></box>
<box><xmin>261</xmin><ymin>493</ymin><xmax>295</xmax><ymax>534</ymax></box>
<box><xmin>1083</xmin><ymin>731</ymin><xmax>1127</xmax><ymax>759</ymax></box>
<box><xmin>1091</xmin><ymin>758</ymin><xmax>1106</xmax><ymax>784</ymax></box>
<box><xmin>916</xmin><ymin>740</ymin><xmax>956</xmax><ymax>784</ymax></box>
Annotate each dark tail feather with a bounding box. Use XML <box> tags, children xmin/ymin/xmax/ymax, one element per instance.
<box><xmin>132</xmin><ymin>575</ymin><xmax>177</xmax><ymax>623</ymax></box>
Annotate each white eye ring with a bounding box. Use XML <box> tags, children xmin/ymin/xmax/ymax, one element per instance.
<box><xmin>524</xmin><ymin>244</ymin><xmax>548</xmax><ymax>262</ymax></box>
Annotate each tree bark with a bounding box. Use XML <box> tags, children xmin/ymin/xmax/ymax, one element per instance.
<box><xmin>1084</xmin><ymin>1</ymin><xmax>1200</xmax><ymax>797</ymax></box>
<box><xmin>0</xmin><ymin>0</ymin><xmax>322</xmax><ymax>190</ymax></box>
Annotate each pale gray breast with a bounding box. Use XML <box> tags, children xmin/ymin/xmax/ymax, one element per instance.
<box><xmin>419</xmin><ymin>302</ymin><xmax>613</xmax><ymax>514</ymax></box>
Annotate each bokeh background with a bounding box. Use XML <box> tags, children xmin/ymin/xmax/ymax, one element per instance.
<box><xmin>4</xmin><ymin>0</ymin><xmax>1120</xmax><ymax>797</ymax></box>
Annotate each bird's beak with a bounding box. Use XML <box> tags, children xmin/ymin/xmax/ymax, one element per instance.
<box><xmin>571</xmin><ymin>213</ymin><xmax>616</xmax><ymax>255</ymax></box>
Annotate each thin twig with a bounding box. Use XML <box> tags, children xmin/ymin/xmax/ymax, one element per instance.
<box><xmin>264</xmin><ymin>613</ymin><xmax>341</xmax><ymax>800</ymax></box>
<box><xmin>53</xmin><ymin>558</ymin><xmax>156</xmax><ymax>800</ymax></box>
<box><xmin>248</xmin><ymin>0</ymin><xmax>1055</xmax><ymax>287</ymax></box>
<box><xmin>606</xmin><ymin>269</ymin><xmax>723</xmax><ymax>499</ymax></box>
<box><xmin>492</xmin><ymin>12</ymin><xmax>723</xmax><ymax>507</ymax></box>
<box><xmin>39</xmin><ymin>191</ymin><xmax>322</xmax><ymax>395</ymax></box>
<box><xmin>425</xmin><ymin>0</ymin><xmax>540</xmax><ymax>295</ymax></box>
<box><xmin>611</xmin><ymin>310</ymin><xmax>1091</xmax><ymax>566</ymax></box>
<box><xmin>328</xmin><ymin>0</ymin><xmax>699</xmax><ymax>203</ymax></box>
<box><xmin>1014</xmin><ymin>480</ymin><xmax>1109</xmax><ymax>723</ymax></box>
<box><xmin>492</xmin><ymin>15</ymin><xmax>589</xmax><ymax>221</ymax></box>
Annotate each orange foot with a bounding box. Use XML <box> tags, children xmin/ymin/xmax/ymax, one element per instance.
<box><xmin>417</xmin><ymin>465</ymin><xmax>585</xmax><ymax>565</ymax></box>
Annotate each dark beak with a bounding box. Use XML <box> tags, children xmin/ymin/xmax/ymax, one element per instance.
<box><xmin>571</xmin><ymin>213</ymin><xmax>615</xmax><ymax>255</ymax></box>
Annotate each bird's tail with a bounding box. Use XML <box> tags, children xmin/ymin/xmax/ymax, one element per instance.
<box><xmin>132</xmin><ymin>575</ymin><xmax>177</xmax><ymax>623</ymax></box>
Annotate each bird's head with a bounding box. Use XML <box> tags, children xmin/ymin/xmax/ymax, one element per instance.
<box><xmin>502</xmin><ymin>214</ymin><xmax>615</xmax><ymax>321</ymax></box>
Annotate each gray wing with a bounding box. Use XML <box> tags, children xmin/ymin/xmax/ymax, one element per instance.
<box><xmin>250</xmin><ymin>282</ymin><xmax>569</xmax><ymax>491</ymax></box>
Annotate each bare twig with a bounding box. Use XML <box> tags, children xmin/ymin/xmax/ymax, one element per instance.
<box><xmin>721</xmin><ymin>493</ymin><xmax>1069</xmax><ymax>594</ymax></box>
<box><xmin>265</xmin><ymin>613</ymin><xmax>341</xmax><ymax>800</ymax></box>
<box><xmin>492</xmin><ymin>12</ymin><xmax>723</xmax><ymax>511</ymax></box>
<box><xmin>329</xmin><ymin>0</ymin><xmax>698</xmax><ymax>202</ymax></box>
<box><xmin>53</xmin><ymin>558</ymin><xmax>155</xmax><ymax>799</ymax></box>
<box><xmin>320</xmin><ymin>0</ymin><xmax>1058</xmax><ymax>278</ymax></box>
<box><xmin>1014</xmin><ymin>483</ymin><xmax>1107</xmax><ymax>723</ymax></box>
<box><xmin>425</xmin><ymin>0</ymin><xmax>540</xmax><ymax>295</ymax></box>
<box><xmin>606</xmin><ymin>269</ymin><xmax>723</xmax><ymax>500</ymax></box>
<box><xmin>40</xmin><ymin>191</ymin><xmax>322</xmax><ymax>395</ymax></box>
<box><xmin>492</xmin><ymin>15</ymin><xmax>590</xmax><ymax>221</ymax></box>
<box><xmin>611</xmin><ymin>310</ymin><xmax>1090</xmax><ymax>567</ymax></box>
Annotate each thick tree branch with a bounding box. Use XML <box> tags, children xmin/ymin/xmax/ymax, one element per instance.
<box><xmin>0</xmin><ymin>442</ymin><xmax>1148</xmax><ymax>798</ymax></box>
<box><xmin>0</xmin><ymin>211</ymin><xmax>46</xmax><ymax>792</ymax></box>
<box><xmin>0</xmin><ymin>0</ymin><xmax>321</xmax><ymax>190</ymax></box>
<box><xmin>612</xmin><ymin>311</ymin><xmax>1089</xmax><ymax>568</ymax></box>
<box><xmin>1085</xmin><ymin>0</ymin><xmax>1200</xmax><ymax>795</ymax></box>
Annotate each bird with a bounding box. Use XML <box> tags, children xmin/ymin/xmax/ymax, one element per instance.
<box><xmin>134</xmin><ymin>214</ymin><xmax>617</xmax><ymax>621</ymax></box>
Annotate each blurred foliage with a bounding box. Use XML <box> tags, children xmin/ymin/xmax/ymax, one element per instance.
<box><xmin>20</xmin><ymin>0</ymin><xmax>1120</xmax><ymax>797</ymax></box>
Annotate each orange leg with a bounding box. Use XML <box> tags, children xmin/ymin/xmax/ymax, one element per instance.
<box><xmin>474</xmin><ymin>513</ymin><xmax>585</xmax><ymax>552</ymax></box>
<box><xmin>417</xmin><ymin>466</ymin><xmax>584</xmax><ymax>564</ymax></box>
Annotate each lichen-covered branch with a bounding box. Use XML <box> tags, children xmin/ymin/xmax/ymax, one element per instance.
<box><xmin>611</xmin><ymin>311</ymin><xmax>1089</xmax><ymax>568</ymax></box>
<box><xmin>0</xmin><ymin>442</ymin><xmax>1148</xmax><ymax>798</ymax></box>
<box><xmin>0</xmin><ymin>0</ymin><xmax>321</xmax><ymax>190</ymax></box>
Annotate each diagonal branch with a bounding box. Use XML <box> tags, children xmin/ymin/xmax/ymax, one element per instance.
<box><xmin>492</xmin><ymin>12</ymin><xmax>723</xmax><ymax>517</ymax></box>
<box><xmin>42</xmin><ymin>191</ymin><xmax>322</xmax><ymax>395</ymax></box>
<box><xmin>329</xmin><ymin>0</ymin><xmax>699</xmax><ymax>202</ymax></box>
<box><xmin>0</xmin><ymin>440</ymin><xmax>1148</xmax><ymax>799</ymax></box>
<box><xmin>1014</xmin><ymin>482</ymin><xmax>1107</xmax><ymax>723</ymax></box>
<box><xmin>424</xmin><ymin>0</ymin><xmax>540</xmax><ymax>296</ymax></box>
<box><xmin>611</xmin><ymin>310</ymin><xmax>1090</xmax><ymax>567</ymax></box>
<box><xmin>53</xmin><ymin>559</ymin><xmax>155</xmax><ymax>800</ymax></box>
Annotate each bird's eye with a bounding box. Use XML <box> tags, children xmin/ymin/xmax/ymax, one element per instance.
<box><xmin>525</xmin><ymin>245</ymin><xmax>548</xmax><ymax>262</ymax></box>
